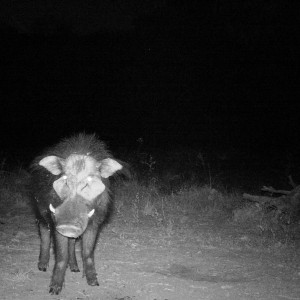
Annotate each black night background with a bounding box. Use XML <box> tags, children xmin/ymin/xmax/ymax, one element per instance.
<box><xmin>0</xmin><ymin>1</ymin><xmax>300</xmax><ymax>299</ymax></box>
<box><xmin>1</xmin><ymin>1</ymin><xmax>299</xmax><ymax>166</ymax></box>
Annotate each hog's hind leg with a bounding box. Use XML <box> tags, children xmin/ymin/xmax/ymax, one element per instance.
<box><xmin>68</xmin><ymin>238</ymin><xmax>80</xmax><ymax>272</ymax></box>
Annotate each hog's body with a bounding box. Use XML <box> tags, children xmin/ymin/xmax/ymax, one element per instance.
<box><xmin>30</xmin><ymin>133</ymin><xmax>122</xmax><ymax>294</ymax></box>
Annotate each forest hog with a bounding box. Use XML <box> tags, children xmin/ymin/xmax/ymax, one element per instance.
<box><xmin>30</xmin><ymin>133</ymin><xmax>122</xmax><ymax>294</ymax></box>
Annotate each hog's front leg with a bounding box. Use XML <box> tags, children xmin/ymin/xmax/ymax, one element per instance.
<box><xmin>49</xmin><ymin>231</ymin><xmax>69</xmax><ymax>295</ymax></box>
<box><xmin>82</xmin><ymin>224</ymin><xmax>99</xmax><ymax>286</ymax></box>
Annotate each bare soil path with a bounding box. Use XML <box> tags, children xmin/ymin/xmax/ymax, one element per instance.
<box><xmin>0</xmin><ymin>206</ymin><xmax>299</xmax><ymax>300</ymax></box>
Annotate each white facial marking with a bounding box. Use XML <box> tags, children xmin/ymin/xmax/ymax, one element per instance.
<box><xmin>77</xmin><ymin>176</ymin><xmax>105</xmax><ymax>200</ymax></box>
<box><xmin>52</xmin><ymin>154</ymin><xmax>105</xmax><ymax>200</ymax></box>
<box><xmin>53</xmin><ymin>176</ymin><xmax>70</xmax><ymax>199</ymax></box>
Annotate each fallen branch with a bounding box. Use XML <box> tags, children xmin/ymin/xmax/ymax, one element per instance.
<box><xmin>243</xmin><ymin>185</ymin><xmax>300</xmax><ymax>223</ymax></box>
<box><xmin>261</xmin><ymin>186</ymin><xmax>290</xmax><ymax>195</ymax></box>
<box><xmin>242</xmin><ymin>193</ymin><xmax>275</xmax><ymax>203</ymax></box>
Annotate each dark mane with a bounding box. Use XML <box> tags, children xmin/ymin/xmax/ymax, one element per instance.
<box><xmin>31</xmin><ymin>133</ymin><xmax>112</xmax><ymax>170</ymax></box>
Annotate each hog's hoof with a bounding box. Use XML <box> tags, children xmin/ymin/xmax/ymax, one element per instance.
<box><xmin>38</xmin><ymin>262</ymin><xmax>48</xmax><ymax>272</ymax></box>
<box><xmin>87</xmin><ymin>276</ymin><xmax>99</xmax><ymax>286</ymax></box>
<box><xmin>70</xmin><ymin>265</ymin><xmax>80</xmax><ymax>272</ymax></box>
<box><xmin>70</xmin><ymin>267</ymin><xmax>80</xmax><ymax>272</ymax></box>
<box><xmin>49</xmin><ymin>283</ymin><xmax>63</xmax><ymax>295</ymax></box>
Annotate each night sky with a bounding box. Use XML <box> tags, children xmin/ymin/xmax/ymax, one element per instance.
<box><xmin>1</xmin><ymin>1</ymin><xmax>299</xmax><ymax>165</ymax></box>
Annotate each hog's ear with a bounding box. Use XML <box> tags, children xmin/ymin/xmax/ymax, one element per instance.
<box><xmin>39</xmin><ymin>156</ymin><xmax>63</xmax><ymax>175</ymax></box>
<box><xmin>98</xmin><ymin>158</ymin><xmax>123</xmax><ymax>178</ymax></box>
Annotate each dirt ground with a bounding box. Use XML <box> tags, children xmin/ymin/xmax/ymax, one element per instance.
<box><xmin>0</xmin><ymin>204</ymin><xmax>299</xmax><ymax>300</ymax></box>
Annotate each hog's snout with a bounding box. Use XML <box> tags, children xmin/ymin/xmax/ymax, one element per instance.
<box><xmin>50</xmin><ymin>203</ymin><xmax>95</xmax><ymax>238</ymax></box>
<box><xmin>56</xmin><ymin>224</ymin><xmax>82</xmax><ymax>238</ymax></box>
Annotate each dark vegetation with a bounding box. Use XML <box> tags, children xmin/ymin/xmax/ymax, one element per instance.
<box><xmin>1</xmin><ymin>140</ymin><xmax>299</xmax><ymax>249</ymax></box>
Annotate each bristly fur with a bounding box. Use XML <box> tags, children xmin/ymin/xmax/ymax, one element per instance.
<box><xmin>30</xmin><ymin>133</ymin><xmax>115</xmax><ymax>222</ymax></box>
<box><xmin>30</xmin><ymin>133</ymin><xmax>120</xmax><ymax>294</ymax></box>
<box><xmin>32</xmin><ymin>133</ymin><xmax>112</xmax><ymax>169</ymax></box>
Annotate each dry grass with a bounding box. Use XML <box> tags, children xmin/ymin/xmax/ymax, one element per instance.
<box><xmin>113</xmin><ymin>178</ymin><xmax>300</xmax><ymax>248</ymax></box>
<box><xmin>7</xmin><ymin>269</ymin><xmax>33</xmax><ymax>283</ymax></box>
<box><xmin>0</xmin><ymin>154</ymin><xmax>298</xmax><ymax>251</ymax></box>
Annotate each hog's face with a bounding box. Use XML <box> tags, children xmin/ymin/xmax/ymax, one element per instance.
<box><xmin>39</xmin><ymin>154</ymin><xmax>122</xmax><ymax>238</ymax></box>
